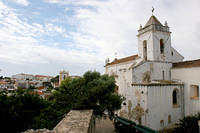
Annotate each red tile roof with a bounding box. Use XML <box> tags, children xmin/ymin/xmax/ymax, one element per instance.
<box><xmin>173</xmin><ymin>59</ymin><xmax>200</xmax><ymax>68</ymax></box>
<box><xmin>35</xmin><ymin>75</ymin><xmax>49</xmax><ymax>77</ymax></box>
<box><xmin>38</xmin><ymin>86</ymin><xmax>45</xmax><ymax>90</ymax></box>
<box><xmin>36</xmin><ymin>91</ymin><xmax>43</xmax><ymax>95</ymax></box>
<box><xmin>0</xmin><ymin>81</ymin><xmax>7</xmax><ymax>85</ymax></box>
<box><xmin>106</xmin><ymin>55</ymin><xmax>138</xmax><ymax>66</ymax></box>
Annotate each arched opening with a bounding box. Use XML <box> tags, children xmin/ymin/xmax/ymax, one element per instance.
<box><xmin>160</xmin><ymin>39</ymin><xmax>164</xmax><ymax>54</ymax></box>
<box><xmin>143</xmin><ymin>40</ymin><xmax>147</xmax><ymax>60</ymax></box>
<box><xmin>172</xmin><ymin>89</ymin><xmax>180</xmax><ymax>108</ymax></box>
<box><xmin>172</xmin><ymin>90</ymin><xmax>177</xmax><ymax>105</ymax></box>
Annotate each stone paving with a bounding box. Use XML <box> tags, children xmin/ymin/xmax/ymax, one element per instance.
<box><xmin>95</xmin><ymin>117</ymin><xmax>114</xmax><ymax>133</ymax></box>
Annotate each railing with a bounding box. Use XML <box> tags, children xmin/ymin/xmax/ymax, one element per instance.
<box><xmin>114</xmin><ymin>116</ymin><xmax>159</xmax><ymax>133</ymax></box>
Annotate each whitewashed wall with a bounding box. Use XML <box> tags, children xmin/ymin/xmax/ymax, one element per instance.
<box><xmin>170</xmin><ymin>47</ymin><xmax>184</xmax><ymax>63</ymax></box>
<box><xmin>105</xmin><ymin>60</ymin><xmax>135</xmax><ymax>96</ymax></box>
<box><xmin>172</xmin><ymin>67</ymin><xmax>200</xmax><ymax>116</ymax></box>
<box><xmin>105</xmin><ymin>58</ymin><xmax>143</xmax><ymax>96</ymax></box>
<box><xmin>132</xmin><ymin>61</ymin><xmax>172</xmax><ymax>83</ymax></box>
<box><xmin>121</xmin><ymin>85</ymin><xmax>148</xmax><ymax>125</ymax></box>
<box><xmin>146</xmin><ymin>85</ymin><xmax>184</xmax><ymax>130</ymax></box>
<box><xmin>152</xmin><ymin>31</ymin><xmax>172</xmax><ymax>62</ymax></box>
<box><xmin>121</xmin><ymin>84</ymin><xmax>183</xmax><ymax>130</ymax></box>
<box><xmin>138</xmin><ymin>32</ymin><xmax>154</xmax><ymax>61</ymax></box>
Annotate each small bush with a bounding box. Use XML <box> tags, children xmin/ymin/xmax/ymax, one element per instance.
<box><xmin>174</xmin><ymin>113</ymin><xmax>200</xmax><ymax>133</ymax></box>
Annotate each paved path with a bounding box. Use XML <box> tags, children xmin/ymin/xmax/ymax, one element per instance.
<box><xmin>95</xmin><ymin>117</ymin><xmax>115</xmax><ymax>133</ymax></box>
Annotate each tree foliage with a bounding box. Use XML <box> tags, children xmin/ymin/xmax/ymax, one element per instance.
<box><xmin>173</xmin><ymin>113</ymin><xmax>200</xmax><ymax>133</ymax></box>
<box><xmin>0</xmin><ymin>90</ymin><xmax>49</xmax><ymax>132</ymax></box>
<box><xmin>50</xmin><ymin>71</ymin><xmax>123</xmax><ymax>117</ymax></box>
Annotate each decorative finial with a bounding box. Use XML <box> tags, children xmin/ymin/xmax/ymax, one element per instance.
<box><xmin>114</xmin><ymin>52</ymin><xmax>117</xmax><ymax>59</ymax></box>
<box><xmin>164</xmin><ymin>21</ymin><xmax>168</xmax><ymax>26</ymax></box>
<box><xmin>152</xmin><ymin>6</ymin><xmax>155</xmax><ymax>15</ymax></box>
<box><xmin>105</xmin><ymin>58</ymin><xmax>110</xmax><ymax>64</ymax></box>
<box><xmin>139</xmin><ymin>24</ymin><xmax>142</xmax><ymax>30</ymax></box>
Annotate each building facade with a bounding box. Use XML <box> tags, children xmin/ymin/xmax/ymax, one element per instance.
<box><xmin>105</xmin><ymin>15</ymin><xmax>200</xmax><ymax>130</ymax></box>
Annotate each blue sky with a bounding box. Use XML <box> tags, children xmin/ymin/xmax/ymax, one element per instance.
<box><xmin>0</xmin><ymin>0</ymin><xmax>200</xmax><ymax>77</ymax></box>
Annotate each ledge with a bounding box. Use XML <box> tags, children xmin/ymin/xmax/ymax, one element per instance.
<box><xmin>190</xmin><ymin>96</ymin><xmax>199</xmax><ymax>100</ymax></box>
<box><xmin>173</xmin><ymin>104</ymin><xmax>180</xmax><ymax>108</ymax></box>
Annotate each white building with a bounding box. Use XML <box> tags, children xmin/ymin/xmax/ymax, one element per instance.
<box><xmin>35</xmin><ymin>75</ymin><xmax>52</xmax><ymax>82</ymax></box>
<box><xmin>105</xmin><ymin>15</ymin><xmax>200</xmax><ymax>130</ymax></box>
<box><xmin>12</xmin><ymin>73</ymin><xmax>35</xmax><ymax>80</ymax></box>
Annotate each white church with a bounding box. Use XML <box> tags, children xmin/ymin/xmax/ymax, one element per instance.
<box><xmin>105</xmin><ymin>15</ymin><xmax>200</xmax><ymax>130</ymax></box>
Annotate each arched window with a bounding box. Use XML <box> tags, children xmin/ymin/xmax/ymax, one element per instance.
<box><xmin>172</xmin><ymin>90</ymin><xmax>177</xmax><ymax>105</ymax></box>
<box><xmin>143</xmin><ymin>40</ymin><xmax>147</xmax><ymax>60</ymax></box>
<box><xmin>172</xmin><ymin>89</ymin><xmax>180</xmax><ymax>108</ymax></box>
<box><xmin>160</xmin><ymin>39</ymin><xmax>164</xmax><ymax>54</ymax></box>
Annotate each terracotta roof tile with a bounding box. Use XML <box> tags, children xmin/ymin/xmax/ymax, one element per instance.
<box><xmin>0</xmin><ymin>81</ymin><xmax>7</xmax><ymax>85</ymax></box>
<box><xmin>106</xmin><ymin>54</ymin><xmax>138</xmax><ymax>66</ymax></box>
<box><xmin>35</xmin><ymin>75</ymin><xmax>49</xmax><ymax>77</ymax></box>
<box><xmin>38</xmin><ymin>86</ymin><xmax>45</xmax><ymax>90</ymax></box>
<box><xmin>173</xmin><ymin>59</ymin><xmax>200</xmax><ymax>68</ymax></box>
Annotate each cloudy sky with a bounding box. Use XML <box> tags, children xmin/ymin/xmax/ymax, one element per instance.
<box><xmin>0</xmin><ymin>0</ymin><xmax>200</xmax><ymax>77</ymax></box>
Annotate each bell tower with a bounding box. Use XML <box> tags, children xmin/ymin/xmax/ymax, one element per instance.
<box><xmin>137</xmin><ymin>15</ymin><xmax>172</xmax><ymax>62</ymax></box>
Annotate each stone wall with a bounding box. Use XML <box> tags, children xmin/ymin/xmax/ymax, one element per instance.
<box><xmin>23</xmin><ymin>110</ymin><xmax>95</xmax><ymax>133</ymax></box>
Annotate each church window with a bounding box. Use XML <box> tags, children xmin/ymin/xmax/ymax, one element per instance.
<box><xmin>160</xmin><ymin>39</ymin><xmax>164</xmax><ymax>54</ymax></box>
<box><xmin>143</xmin><ymin>40</ymin><xmax>147</xmax><ymax>60</ymax></box>
<box><xmin>172</xmin><ymin>90</ymin><xmax>177</xmax><ymax>104</ymax></box>
<box><xmin>190</xmin><ymin>85</ymin><xmax>199</xmax><ymax>100</ymax></box>
<box><xmin>172</xmin><ymin>89</ymin><xmax>179</xmax><ymax>108</ymax></box>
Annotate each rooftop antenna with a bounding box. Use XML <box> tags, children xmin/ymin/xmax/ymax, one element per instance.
<box><xmin>152</xmin><ymin>6</ymin><xmax>155</xmax><ymax>15</ymax></box>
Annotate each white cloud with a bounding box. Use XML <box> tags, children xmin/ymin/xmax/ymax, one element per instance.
<box><xmin>11</xmin><ymin>0</ymin><xmax>30</xmax><ymax>6</ymax></box>
<box><xmin>0</xmin><ymin>1</ymin><xmax>102</xmax><ymax>76</ymax></box>
<box><xmin>1</xmin><ymin>0</ymin><xmax>200</xmax><ymax>76</ymax></box>
<box><xmin>44</xmin><ymin>0</ymin><xmax>200</xmax><ymax>61</ymax></box>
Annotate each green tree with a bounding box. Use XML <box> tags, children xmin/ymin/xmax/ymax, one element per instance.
<box><xmin>0</xmin><ymin>90</ymin><xmax>49</xmax><ymax>133</ymax></box>
<box><xmin>50</xmin><ymin>75</ymin><xmax>59</xmax><ymax>83</ymax></box>
<box><xmin>50</xmin><ymin>71</ymin><xmax>123</xmax><ymax>118</ymax></box>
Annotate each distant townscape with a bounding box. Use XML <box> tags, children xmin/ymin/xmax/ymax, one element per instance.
<box><xmin>0</xmin><ymin>70</ymin><xmax>79</xmax><ymax>99</ymax></box>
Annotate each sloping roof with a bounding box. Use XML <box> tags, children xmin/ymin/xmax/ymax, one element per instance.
<box><xmin>144</xmin><ymin>15</ymin><xmax>163</xmax><ymax>27</ymax></box>
<box><xmin>173</xmin><ymin>59</ymin><xmax>200</xmax><ymax>68</ymax></box>
<box><xmin>106</xmin><ymin>54</ymin><xmax>138</xmax><ymax>66</ymax></box>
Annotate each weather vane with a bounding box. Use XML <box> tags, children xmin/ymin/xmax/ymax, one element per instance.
<box><xmin>152</xmin><ymin>6</ymin><xmax>155</xmax><ymax>15</ymax></box>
